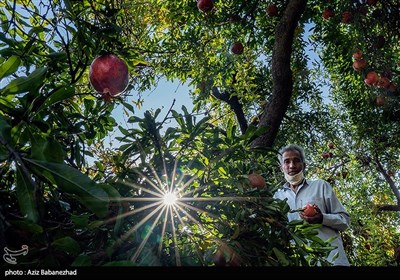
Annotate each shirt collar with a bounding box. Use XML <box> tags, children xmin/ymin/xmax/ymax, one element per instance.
<box><xmin>283</xmin><ymin>178</ymin><xmax>307</xmax><ymax>190</ymax></box>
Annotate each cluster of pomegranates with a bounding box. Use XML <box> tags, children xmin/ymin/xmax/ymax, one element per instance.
<box><xmin>321</xmin><ymin>142</ymin><xmax>335</xmax><ymax>159</ymax></box>
<box><xmin>322</xmin><ymin>0</ymin><xmax>378</xmax><ymax>22</ymax></box>
<box><xmin>351</xmin><ymin>49</ymin><xmax>397</xmax><ymax>107</ymax></box>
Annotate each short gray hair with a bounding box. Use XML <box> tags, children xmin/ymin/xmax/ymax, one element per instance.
<box><xmin>278</xmin><ymin>144</ymin><xmax>306</xmax><ymax>165</ymax></box>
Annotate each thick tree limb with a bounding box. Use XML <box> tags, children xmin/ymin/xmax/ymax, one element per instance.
<box><xmin>211</xmin><ymin>87</ymin><xmax>248</xmax><ymax>134</ymax></box>
<box><xmin>251</xmin><ymin>0</ymin><xmax>308</xmax><ymax>149</ymax></box>
<box><xmin>374</xmin><ymin>153</ymin><xmax>400</xmax><ymax>212</ymax></box>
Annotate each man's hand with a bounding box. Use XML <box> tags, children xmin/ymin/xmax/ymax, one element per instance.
<box><xmin>300</xmin><ymin>204</ymin><xmax>323</xmax><ymax>224</ymax></box>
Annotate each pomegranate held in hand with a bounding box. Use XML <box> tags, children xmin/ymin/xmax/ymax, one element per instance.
<box><xmin>89</xmin><ymin>54</ymin><xmax>129</xmax><ymax>97</ymax></box>
<box><xmin>303</xmin><ymin>203</ymin><xmax>317</xmax><ymax>217</ymax></box>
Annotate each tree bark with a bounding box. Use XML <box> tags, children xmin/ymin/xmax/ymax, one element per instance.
<box><xmin>251</xmin><ymin>0</ymin><xmax>308</xmax><ymax>149</ymax></box>
<box><xmin>211</xmin><ymin>87</ymin><xmax>248</xmax><ymax>134</ymax></box>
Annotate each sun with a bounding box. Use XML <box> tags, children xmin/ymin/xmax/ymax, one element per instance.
<box><xmin>163</xmin><ymin>191</ymin><xmax>178</xmax><ymax>206</ymax></box>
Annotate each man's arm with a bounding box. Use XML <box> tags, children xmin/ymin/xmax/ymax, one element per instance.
<box><xmin>321</xmin><ymin>181</ymin><xmax>350</xmax><ymax>231</ymax></box>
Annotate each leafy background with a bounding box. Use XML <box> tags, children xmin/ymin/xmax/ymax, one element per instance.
<box><xmin>0</xmin><ymin>0</ymin><xmax>399</xmax><ymax>267</ymax></box>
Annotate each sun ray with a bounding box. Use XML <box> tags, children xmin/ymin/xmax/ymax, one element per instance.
<box><xmin>157</xmin><ymin>206</ymin><xmax>170</xmax><ymax>257</ymax></box>
<box><xmin>140</xmin><ymin>161</ymin><xmax>170</xmax><ymax>193</ymax></box>
<box><xmin>111</xmin><ymin>201</ymin><xmax>164</xmax><ymax>252</ymax></box>
<box><xmin>145</xmin><ymin>161</ymin><xmax>166</xmax><ymax>190</ymax></box>
<box><xmin>173</xmin><ymin>203</ymin><xmax>208</xmax><ymax>233</ymax></box>
<box><xmin>131</xmin><ymin>205</ymin><xmax>167</xmax><ymax>263</ymax></box>
<box><xmin>173</xmin><ymin>157</ymin><xmax>197</xmax><ymax>188</ymax></box>
<box><xmin>129</xmin><ymin>169</ymin><xmax>166</xmax><ymax>196</ymax></box>
<box><xmin>102</xmin><ymin>200</ymin><xmax>162</xmax><ymax>225</ymax></box>
<box><xmin>169</xmin><ymin>205</ymin><xmax>181</xmax><ymax>266</ymax></box>
<box><xmin>122</xmin><ymin>197</ymin><xmax>165</xmax><ymax>202</ymax></box>
<box><xmin>129</xmin><ymin>138</ymin><xmax>167</xmax><ymax>192</ymax></box>
<box><xmin>172</xmin><ymin>173</ymin><xmax>199</xmax><ymax>197</ymax></box>
<box><xmin>168</xmin><ymin>157</ymin><xmax>180</xmax><ymax>193</ymax></box>
<box><xmin>116</xmin><ymin>177</ymin><xmax>164</xmax><ymax>197</ymax></box>
<box><xmin>180</xmin><ymin>196</ymin><xmax>251</xmax><ymax>202</ymax></box>
<box><xmin>171</xmin><ymin>205</ymin><xmax>215</xmax><ymax>266</ymax></box>
<box><xmin>175</xmin><ymin>200</ymin><xmax>224</xmax><ymax>221</ymax></box>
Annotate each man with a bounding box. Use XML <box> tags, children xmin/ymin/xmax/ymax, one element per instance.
<box><xmin>273</xmin><ymin>144</ymin><xmax>350</xmax><ymax>266</ymax></box>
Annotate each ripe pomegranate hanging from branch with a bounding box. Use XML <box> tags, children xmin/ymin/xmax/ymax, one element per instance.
<box><xmin>89</xmin><ymin>53</ymin><xmax>129</xmax><ymax>101</ymax></box>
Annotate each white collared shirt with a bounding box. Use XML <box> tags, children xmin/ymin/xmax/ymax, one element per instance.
<box><xmin>273</xmin><ymin>178</ymin><xmax>351</xmax><ymax>266</ymax></box>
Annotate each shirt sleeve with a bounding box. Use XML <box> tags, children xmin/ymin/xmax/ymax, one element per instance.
<box><xmin>321</xmin><ymin>181</ymin><xmax>350</xmax><ymax>231</ymax></box>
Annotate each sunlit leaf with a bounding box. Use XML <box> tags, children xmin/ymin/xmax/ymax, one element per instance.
<box><xmin>0</xmin><ymin>55</ymin><xmax>21</xmax><ymax>79</ymax></box>
<box><xmin>24</xmin><ymin>159</ymin><xmax>109</xmax><ymax>217</ymax></box>
<box><xmin>1</xmin><ymin>67</ymin><xmax>47</xmax><ymax>95</ymax></box>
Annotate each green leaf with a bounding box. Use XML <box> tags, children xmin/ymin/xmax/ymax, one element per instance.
<box><xmin>121</xmin><ymin>100</ymin><xmax>135</xmax><ymax>114</ymax></box>
<box><xmin>98</xmin><ymin>183</ymin><xmax>123</xmax><ymax>236</ymax></box>
<box><xmin>9</xmin><ymin>220</ymin><xmax>43</xmax><ymax>234</ymax></box>
<box><xmin>71</xmin><ymin>255</ymin><xmax>92</xmax><ymax>266</ymax></box>
<box><xmin>52</xmin><ymin>236</ymin><xmax>81</xmax><ymax>256</ymax></box>
<box><xmin>240</xmin><ymin>125</ymin><xmax>269</xmax><ymax>144</ymax></box>
<box><xmin>16</xmin><ymin>164</ymin><xmax>39</xmax><ymax>223</ymax></box>
<box><xmin>46</xmin><ymin>51</ymin><xmax>67</xmax><ymax>61</ymax></box>
<box><xmin>118</xmin><ymin>126</ymin><xmax>130</xmax><ymax>136</ymax></box>
<box><xmin>226</xmin><ymin>119</ymin><xmax>235</xmax><ymax>140</ymax></box>
<box><xmin>35</xmin><ymin>85</ymin><xmax>76</xmax><ymax>114</ymax></box>
<box><xmin>71</xmin><ymin>213</ymin><xmax>90</xmax><ymax>228</ymax></box>
<box><xmin>0</xmin><ymin>114</ymin><xmax>11</xmax><ymax>142</ymax></box>
<box><xmin>24</xmin><ymin>159</ymin><xmax>109</xmax><ymax>217</ymax></box>
<box><xmin>0</xmin><ymin>145</ymin><xmax>8</xmax><ymax>161</ymax></box>
<box><xmin>1</xmin><ymin>67</ymin><xmax>47</xmax><ymax>95</ymax></box>
<box><xmin>88</xmin><ymin>220</ymin><xmax>104</xmax><ymax>228</ymax></box>
<box><xmin>182</xmin><ymin>105</ymin><xmax>193</xmax><ymax>131</ymax></box>
<box><xmin>31</xmin><ymin>137</ymin><xmax>65</xmax><ymax>163</ymax></box>
<box><xmin>290</xmin><ymin>232</ymin><xmax>306</xmax><ymax>246</ymax></box>
<box><xmin>272</xmin><ymin>247</ymin><xmax>290</xmax><ymax>266</ymax></box>
<box><xmin>0</xmin><ymin>55</ymin><xmax>21</xmax><ymax>79</ymax></box>
<box><xmin>172</xmin><ymin>110</ymin><xmax>185</xmax><ymax>130</ymax></box>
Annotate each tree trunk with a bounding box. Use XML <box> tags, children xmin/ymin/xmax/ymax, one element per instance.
<box><xmin>251</xmin><ymin>0</ymin><xmax>308</xmax><ymax>149</ymax></box>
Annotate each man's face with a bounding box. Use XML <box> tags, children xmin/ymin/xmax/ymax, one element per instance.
<box><xmin>281</xmin><ymin>150</ymin><xmax>304</xmax><ymax>175</ymax></box>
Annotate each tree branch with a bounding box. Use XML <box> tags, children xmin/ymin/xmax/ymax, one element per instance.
<box><xmin>211</xmin><ymin>87</ymin><xmax>248</xmax><ymax>134</ymax></box>
<box><xmin>374</xmin><ymin>153</ymin><xmax>400</xmax><ymax>212</ymax></box>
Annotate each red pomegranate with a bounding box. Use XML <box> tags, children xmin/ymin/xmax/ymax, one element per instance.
<box><xmin>89</xmin><ymin>54</ymin><xmax>129</xmax><ymax>97</ymax></box>
<box><xmin>248</xmin><ymin>173</ymin><xmax>266</xmax><ymax>189</ymax></box>
<box><xmin>303</xmin><ymin>203</ymin><xmax>317</xmax><ymax>217</ymax></box>
<box><xmin>231</xmin><ymin>42</ymin><xmax>244</xmax><ymax>55</ymax></box>
<box><xmin>197</xmin><ymin>0</ymin><xmax>214</xmax><ymax>13</ymax></box>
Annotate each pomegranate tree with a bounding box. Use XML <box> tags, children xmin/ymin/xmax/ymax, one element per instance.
<box><xmin>89</xmin><ymin>54</ymin><xmax>129</xmax><ymax>98</ymax></box>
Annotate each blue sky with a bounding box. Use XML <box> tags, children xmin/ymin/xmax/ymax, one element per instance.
<box><xmin>106</xmin><ymin>78</ymin><xmax>194</xmax><ymax>146</ymax></box>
